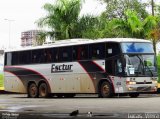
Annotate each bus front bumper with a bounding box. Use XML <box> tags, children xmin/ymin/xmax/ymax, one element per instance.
<box><xmin>126</xmin><ymin>84</ymin><xmax>157</xmax><ymax>93</ymax></box>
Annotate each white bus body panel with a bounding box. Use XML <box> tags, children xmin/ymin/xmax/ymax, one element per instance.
<box><xmin>4</xmin><ymin>61</ymin><xmax>96</xmax><ymax>93</ymax></box>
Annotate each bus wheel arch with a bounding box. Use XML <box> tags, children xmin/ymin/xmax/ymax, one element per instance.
<box><xmin>98</xmin><ymin>79</ymin><xmax>114</xmax><ymax>98</ymax></box>
<box><xmin>27</xmin><ymin>81</ymin><xmax>38</xmax><ymax>98</ymax></box>
<box><xmin>38</xmin><ymin>81</ymin><xmax>51</xmax><ymax>98</ymax></box>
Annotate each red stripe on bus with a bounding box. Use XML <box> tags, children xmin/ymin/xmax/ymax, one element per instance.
<box><xmin>92</xmin><ymin>61</ymin><xmax>105</xmax><ymax>72</ymax></box>
<box><xmin>108</xmin><ymin>75</ymin><xmax>115</xmax><ymax>93</ymax></box>
<box><xmin>4</xmin><ymin>70</ymin><xmax>26</xmax><ymax>91</ymax></box>
<box><xmin>92</xmin><ymin>61</ymin><xmax>115</xmax><ymax>93</ymax></box>
<box><xmin>78</xmin><ymin>62</ymin><xmax>96</xmax><ymax>93</ymax></box>
<box><xmin>4</xmin><ymin>66</ymin><xmax>51</xmax><ymax>92</ymax></box>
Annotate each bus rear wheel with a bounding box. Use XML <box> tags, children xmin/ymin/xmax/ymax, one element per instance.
<box><xmin>39</xmin><ymin>83</ymin><xmax>49</xmax><ymax>98</ymax></box>
<box><xmin>99</xmin><ymin>81</ymin><xmax>113</xmax><ymax>98</ymax></box>
<box><xmin>28</xmin><ymin>83</ymin><xmax>38</xmax><ymax>98</ymax></box>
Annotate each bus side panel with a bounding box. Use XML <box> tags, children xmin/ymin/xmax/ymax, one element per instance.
<box><xmin>48</xmin><ymin>62</ymin><xmax>96</xmax><ymax>93</ymax></box>
<box><xmin>4</xmin><ymin>72</ymin><xmax>26</xmax><ymax>93</ymax></box>
<box><xmin>4</xmin><ymin>62</ymin><xmax>96</xmax><ymax>94</ymax></box>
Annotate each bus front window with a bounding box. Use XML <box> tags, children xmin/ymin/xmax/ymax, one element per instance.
<box><xmin>124</xmin><ymin>54</ymin><xmax>157</xmax><ymax>77</ymax></box>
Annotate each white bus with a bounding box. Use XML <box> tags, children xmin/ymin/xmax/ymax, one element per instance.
<box><xmin>3</xmin><ymin>38</ymin><xmax>158</xmax><ymax>98</ymax></box>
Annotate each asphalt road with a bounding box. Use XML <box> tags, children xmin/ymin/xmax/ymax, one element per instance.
<box><xmin>0</xmin><ymin>94</ymin><xmax>160</xmax><ymax>119</ymax></box>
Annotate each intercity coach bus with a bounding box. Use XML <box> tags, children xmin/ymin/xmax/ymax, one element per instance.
<box><xmin>3</xmin><ymin>38</ymin><xmax>158</xmax><ymax>98</ymax></box>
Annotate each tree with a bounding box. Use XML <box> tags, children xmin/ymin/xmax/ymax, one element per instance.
<box><xmin>37</xmin><ymin>0</ymin><xmax>82</xmax><ymax>40</ymax></box>
<box><xmin>100</xmin><ymin>0</ymin><xmax>148</xmax><ymax>19</ymax></box>
<box><xmin>36</xmin><ymin>31</ymin><xmax>46</xmax><ymax>45</ymax></box>
<box><xmin>110</xmin><ymin>9</ymin><xmax>143</xmax><ymax>38</ymax></box>
<box><xmin>143</xmin><ymin>15</ymin><xmax>160</xmax><ymax>53</ymax></box>
<box><xmin>72</xmin><ymin>15</ymin><xmax>102</xmax><ymax>39</ymax></box>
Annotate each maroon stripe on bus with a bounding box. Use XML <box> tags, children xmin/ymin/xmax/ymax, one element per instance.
<box><xmin>78</xmin><ymin>61</ymin><xmax>96</xmax><ymax>92</ymax></box>
<box><xmin>4</xmin><ymin>66</ymin><xmax>51</xmax><ymax>93</ymax></box>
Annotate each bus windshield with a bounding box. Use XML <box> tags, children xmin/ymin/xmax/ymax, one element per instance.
<box><xmin>124</xmin><ymin>54</ymin><xmax>157</xmax><ymax>77</ymax></box>
<box><xmin>121</xmin><ymin>42</ymin><xmax>154</xmax><ymax>53</ymax></box>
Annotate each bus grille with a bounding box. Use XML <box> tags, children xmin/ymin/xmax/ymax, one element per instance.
<box><xmin>136</xmin><ymin>82</ymin><xmax>152</xmax><ymax>84</ymax></box>
<box><xmin>137</xmin><ymin>86</ymin><xmax>151</xmax><ymax>92</ymax></box>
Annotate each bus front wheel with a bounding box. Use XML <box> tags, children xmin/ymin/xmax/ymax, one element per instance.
<box><xmin>39</xmin><ymin>83</ymin><xmax>49</xmax><ymax>98</ymax></box>
<box><xmin>99</xmin><ymin>81</ymin><xmax>113</xmax><ymax>98</ymax></box>
<box><xmin>28</xmin><ymin>83</ymin><xmax>38</xmax><ymax>98</ymax></box>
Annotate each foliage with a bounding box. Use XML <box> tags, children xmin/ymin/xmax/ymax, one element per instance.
<box><xmin>36</xmin><ymin>0</ymin><xmax>160</xmax><ymax>47</ymax></box>
<box><xmin>71</xmin><ymin>15</ymin><xmax>101</xmax><ymax>39</ymax></box>
<box><xmin>143</xmin><ymin>15</ymin><xmax>160</xmax><ymax>53</ymax></box>
<box><xmin>108</xmin><ymin>9</ymin><xmax>160</xmax><ymax>40</ymax></box>
<box><xmin>157</xmin><ymin>55</ymin><xmax>160</xmax><ymax>83</ymax></box>
<box><xmin>37</xmin><ymin>0</ymin><xmax>82</xmax><ymax>40</ymax></box>
<box><xmin>111</xmin><ymin>10</ymin><xmax>144</xmax><ymax>38</ymax></box>
<box><xmin>36</xmin><ymin>31</ymin><xmax>47</xmax><ymax>45</ymax></box>
<box><xmin>100</xmin><ymin>0</ymin><xmax>148</xmax><ymax>19</ymax></box>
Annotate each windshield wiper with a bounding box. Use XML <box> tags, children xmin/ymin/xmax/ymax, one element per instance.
<box><xmin>137</xmin><ymin>55</ymin><xmax>153</xmax><ymax>77</ymax></box>
<box><xmin>144</xmin><ymin>61</ymin><xmax>154</xmax><ymax>77</ymax></box>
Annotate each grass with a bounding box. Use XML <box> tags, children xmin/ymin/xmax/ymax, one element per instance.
<box><xmin>0</xmin><ymin>74</ymin><xmax>4</xmax><ymax>89</ymax></box>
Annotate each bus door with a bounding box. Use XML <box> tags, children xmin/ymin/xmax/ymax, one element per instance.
<box><xmin>0</xmin><ymin>50</ymin><xmax>4</xmax><ymax>90</ymax></box>
<box><xmin>105</xmin><ymin>43</ymin><xmax>124</xmax><ymax>93</ymax></box>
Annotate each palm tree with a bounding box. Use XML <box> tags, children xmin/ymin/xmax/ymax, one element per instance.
<box><xmin>112</xmin><ymin>9</ymin><xmax>143</xmax><ymax>38</ymax></box>
<box><xmin>37</xmin><ymin>0</ymin><xmax>82</xmax><ymax>40</ymax></box>
<box><xmin>73</xmin><ymin>15</ymin><xmax>101</xmax><ymax>39</ymax></box>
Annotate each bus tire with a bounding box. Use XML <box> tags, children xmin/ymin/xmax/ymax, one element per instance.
<box><xmin>39</xmin><ymin>83</ymin><xmax>49</xmax><ymax>98</ymax></box>
<box><xmin>129</xmin><ymin>93</ymin><xmax>139</xmax><ymax>98</ymax></box>
<box><xmin>99</xmin><ymin>81</ymin><xmax>113</xmax><ymax>98</ymax></box>
<box><xmin>28</xmin><ymin>83</ymin><xmax>38</xmax><ymax>98</ymax></box>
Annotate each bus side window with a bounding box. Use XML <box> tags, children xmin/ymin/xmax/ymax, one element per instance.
<box><xmin>52</xmin><ymin>48</ymin><xmax>59</xmax><ymax>62</ymax></box>
<box><xmin>19</xmin><ymin>51</ymin><xmax>31</xmax><ymax>64</ymax></box>
<box><xmin>40</xmin><ymin>49</ymin><xmax>52</xmax><ymax>63</ymax></box>
<box><xmin>59</xmin><ymin>47</ymin><xmax>72</xmax><ymax>62</ymax></box>
<box><xmin>106</xmin><ymin>43</ymin><xmax>121</xmax><ymax>58</ymax></box>
<box><xmin>72</xmin><ymin>48</ymin><xmax>77</xmax><ymax>61</ymax></box>
<box><xmin>77</xmin><ymin>45</ymin><xmax>88</xmax><ymax>60</ymax></box>
<box><xmin>32</xmin><ymin>50</ymin><xmax>36</xmax><ymax>63</ymax></box>
<box><xmin>12</xmin><ymin>52</ymin><xmax>19</xmax><ymax>65</ymax></box>
<box><xmin>32</xmin><ymin>49</ymin><xmax>42</xmax><ymax>64</ymax></box>
<box><xmin>46</xmin><ymin>49</ymin><xmax>52</xmax><ymax>63</ymax></box>
<box><xmin>89</xmin><ymin>43</ymin><xmax>105</xmax><ymax>59</ymax></box>
<box><xmin>5</xmin><ymin>53</ymin><xmax>12</xmax><ymax>66</ymax></box>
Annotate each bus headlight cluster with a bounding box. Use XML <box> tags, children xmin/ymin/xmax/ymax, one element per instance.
<box><xmin>129</xmin><ymin>81</ymin><xmax>136</xmax><ymax>85</ymax></box>
<box><xmin>128</xmin><ymin>87</ymin><xmax>134</xmax><ymax>91</ymax></box>
<box><xmin>152</xmin><ymin>80</ymin><xmax>157</xmax><ymax>84</ymax></box>
<box><xmin>126</xmin><ymin>81</ymin><xmax>136</xmax><ymax>85</ymax></box>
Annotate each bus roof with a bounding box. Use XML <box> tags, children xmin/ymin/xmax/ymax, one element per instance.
<box><xmin>5</xmin><ymin>38</ymin><xmax>151</xmax><ymax>52</ymax></box>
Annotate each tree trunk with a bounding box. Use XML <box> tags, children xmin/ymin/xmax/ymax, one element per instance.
<box><xmin>153</xmin><ymin>39</ymin><xmax>157</xmax><ymax>54</ymax></box>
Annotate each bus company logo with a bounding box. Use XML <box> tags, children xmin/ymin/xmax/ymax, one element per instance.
<box><xmin>51</xmin><ymin>64</ymin><xmax>73</xmax><ymax>73</ymax></box>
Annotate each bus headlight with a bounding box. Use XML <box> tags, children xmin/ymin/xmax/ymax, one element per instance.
<box><xmin>128</xmin><ymin>87</ymin><xmax>134</xmax><ymax>91</ymax></box>
<box><xmin>152</xmin><ymin>80</ymin><xmax>157</xmax><ymax>84</ymax></box>
<box><xmin>126</xmin><ymin>81</ymin><xmax>136</xmax><ymax>85</ymax></box>
<box><xmin>129</xmin><ymin>81</ymin><xmax>136</xmax><ymax>85</ymax></box>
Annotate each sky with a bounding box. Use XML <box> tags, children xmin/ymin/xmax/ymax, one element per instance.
<box><xmin>0</xmin><ymin>0</ymin><xmax>105</xmax><ymax>49</ymax></box>
<box><xmin>0</xmin><ymin>0</ymin><xmax>159</xmax><ymax>49</ymax></box>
